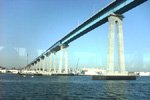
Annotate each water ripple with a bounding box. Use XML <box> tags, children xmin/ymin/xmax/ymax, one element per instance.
<box><xmin>0</xmin><ymin>75</ymin><xmax>150</xmax><ymax>100</ymax></box>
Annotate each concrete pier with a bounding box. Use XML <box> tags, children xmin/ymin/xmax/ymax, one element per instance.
<box><xmin>35</xmin><ymin>62</ymin><xmax>37</xmax><ymax>72</ymax></box>
<box><xmin>117</xmin><ymin>18</ymin><xmax>125</xmax><ymax>73</ymax></box>
<box><xmin>107</xmin><ymin>14</ymin><xmax>115</xmax><ymax>74</ymax></box>
<box><xmin>53</xmin><ymin>52</ymin><xmax>56</xmax><ymax>73</ymax></box>
<box><xmin>92</xmin><ymin>75</ymin><xmax>136</xmax><ymax>80</ymax></box>
<box><xmin>51</xmin><ymin>73</ymin><xmax>74</xmax><ymax>76</ymax></box>
<box><xmin>43</xmin><ymin>55</ymin><xmax>46</xmax><ymax>73</ymax></box>
<box><xmin>39</xmin><ymin>58</ymin><xmax>41</xmax><ymax>72</ymax></box>
<box><xmin>51</xmin><ymin>44</ymin><xmax>70</xmax><ymax>76</ymax></box>
<box><xmin>65</xmin><ymin>47</ymin><xmax>68</xmax><ymax>73</ymax></box>
<box><xmin>59</xmin><ymin>45</ymin><xmax>63</xmax><ymax>73</ymax></box>
<box><xmin>46</xmin><ymin>54</ymin><xmax>49</xmax><ymax>72</ymax></box>
<box><xmin>37</xmin><ymin>60</ymin><xmax>40</xmax><ymax>73</ymax></box>
<box><xmin>49</xmin><ymin>52</ymin><xmax>52</xmax><ymax>73</ymax></box>
<box><xmin>94</xmin><ymin>13</ymin><xmax>135</xmax><ymax>80</ymax></box>
<box><xmin>107</xmin><ymin>13</ymin><xmax>126</xmax><ymax>74</ymax></box>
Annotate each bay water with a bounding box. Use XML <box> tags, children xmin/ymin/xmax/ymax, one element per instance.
<box><xmin>0</xmin><ymin>74</ymin><xmax>150</xmax><ymax>100</ymax></box>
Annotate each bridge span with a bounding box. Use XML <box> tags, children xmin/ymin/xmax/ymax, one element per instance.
<box><xmin>21</xmin><ymin>0</ymin><xmax>148</xmax><ymax>75</ymax></box>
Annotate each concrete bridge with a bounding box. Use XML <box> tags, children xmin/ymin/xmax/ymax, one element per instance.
<box><xmin>21</xmin><ymin>0</ymin><xmax>148</xmax><ymax>75</ymax></box>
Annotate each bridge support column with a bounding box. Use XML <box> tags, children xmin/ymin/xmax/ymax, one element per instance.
<box><xmin>34</xmin><ymin>63</ymin><xmax>36</xmax><ymax>71</ymax></box>
<box><xmin>36</xmin><ymin>62</ymin><xmax>37</xmax><ymax>72</ymax></box>
<box><xmin>37</xmin><ymin>61</ymin><xmax>39</xmax><ymax>72</ymax></box>
<box><xmin>65</xmin><ymin>47</ymin><xmax>68</xmax><ymax>73</ymax></box>
<box><xmin>49</xmin><ymin>52</ymin><xmax>52</xmax><ymax>73</ymax></box>
<box><xmin>107</xmin><ymin>14</ymin><xmax>115</xmax><ymax>74</ymax></box>
<box><xmin>39</xmin><ymin>58</ymin><xmax>41</xmax><ymax>73</ymax></box>
<box><xmin>33</xmin><ymin>64</ymin><xmax>35</xmax><ymax>70</ymax></box>
<box><xmin>43</xmin><ymin>55</ymin><xmax>46</xmax><ymax>73</ymax></box>
<box><xmin>107</xmin><ymin>13</ymin><xmax>125</xmax><ymax>74</ymax></box>
<box><xmin>59</xmin><ymin>45</ymin><xmax>63</xmax><ymax>73</ymax></box>
<box><xmin>46</xmin><ymin>54</ymin><xmax>49</xmax><ymax>73</ymax></box>
<box><xmin>117</xmin><ymin>17</ymin><xmax>125</xmax><ymax>74</ymax></box>
<box><xmin>34</xmin><ymin>63</ymin><xmax>35</xmax><ymax>71</ymax></box>
<box><xmin>54</xmin><ymin>52</ymin><xmax>56</xmax><ymax>73</ymax></box>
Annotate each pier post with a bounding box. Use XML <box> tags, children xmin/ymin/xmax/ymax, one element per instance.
<box><xmin>117</xmin><ymin>16</ymin><xmax>125</xmax><ymax>74</ymax></box>
<box><xmin>34</xmin><ymin>63</ymin><xmax>36</xmax><ymax>71</ymax></box>
<box><xmin>36</xmin><ymin>62</ymin><xmax>37</xmax><ymax>72</ymax></box>
<box><xmin>49</xmin><ymin>52</ymin><xmax>52</xmax><ymax>73</ymax></box>
<box><xmin>43</xmin><ymin>55</ymin><xmax>46</xmax><ymax>73</ymax></box>
<box><xmin>39</xmin><ymin>58</ymin><xmax>41</xmax><ymax>72</ymax></box>
<box><xmin>107</xmin><ymin>14</ymin><xmax>115</xmax><ymax>74</ymax></box>
<box><xmin>33</xmin><ymin>64</ymin><xmax>35</xmax><ymax>70</ymax></box>
<box><xmin>37</xmin><ymin>60</ymin><xmax>40</xmax><ymax>73</ymax></box>
<box><xmin>46</xmin><ymin>55</ymin><xmax>49</xmax><ymax>72</ymax></box>
<box><xmin>107</xmin><ymin>13</ymin><xmax>126</xmax><ymax>74</ymax></box>
<box><xmin>46</xmin><ymin>54</ymin><xmax>49</xmax><ymax>73</ymax></box>
<box><xmin>54</xmin><ymin>52</ymin><xmax>56</xmax><ymax>73</ymax></box>
<box><xmin>65</xmin><ymin>47</ymin><xmax>68</xmax><ymax>73</ymax></box>
<box><xmin>59</xmin><ymin>45</ymin><xmax>63</xmax><ymax>73</ymax></box>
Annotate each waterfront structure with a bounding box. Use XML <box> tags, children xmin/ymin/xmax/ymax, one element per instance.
<box><xmin>0</xmin><ymin>69</ymin><xmax>6</xmax><ymax>73</ymax></box>
<box><xmin>21</xmin><ymin>0</ymin><xmax>148</xmax><ymax>76</ymax></box>
<box><xmin>81</xmin><ymin>68</ymin><xmax>106</xmax><ymax>75</ymax></box>
<box><xmin>106</xmin><ymin>13</ymin><xmax>126</xmax><ymax>75</ymax></box>
<box><xmin>7</xmin><ymin>70</ymin><xmax>20</xmax><ymax>74</ymax></box>
<box><xmin>21</xmin><ymin>70</ymin><xmax>36</xmax><ymax>74</ymax></box>
<box><xmin>139</xmin><ymin>72</ymin><xmax>150</xmax><ymax>76</ymax></box>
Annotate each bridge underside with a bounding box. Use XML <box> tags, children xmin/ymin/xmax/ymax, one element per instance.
<box><xmin>61</xmin><ymin>0</ymin><xmax>148</xmax><ymax>45</ymax></box>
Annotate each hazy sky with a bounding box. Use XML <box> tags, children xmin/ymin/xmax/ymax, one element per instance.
<box><xmin>0</xmin><ymin>0</ymin><xmax>150</xmax><ymax>72</ymax></box>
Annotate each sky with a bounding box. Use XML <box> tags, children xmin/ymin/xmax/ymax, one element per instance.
<box><xmin>0</xmin><ymin>0</ymin><xmax>150</xmax><ymax>72</ymax></box>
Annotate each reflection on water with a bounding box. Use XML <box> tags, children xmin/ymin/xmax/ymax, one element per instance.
<box><xmin>0</xmin><ymin>74</ymin><xmax>150</xmax><ymax>100</ymax></box>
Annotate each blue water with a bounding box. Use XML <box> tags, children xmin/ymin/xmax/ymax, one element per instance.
<box><xmin>0</xmin><ymin>74</ymin><xmax>150</xmax><ymax>100</ymax></box>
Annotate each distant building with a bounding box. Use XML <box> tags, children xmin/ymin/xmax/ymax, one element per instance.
<box><xmin>139</xmin><ymin>72</ymin><xmax>150</xmax><ymax>76</ymax></box>
<box><xmin>7</xmin><ymin>69</ymin><xmax>20</xmax><ymax>74</ymax></box>
<box><xmin>128</xmin><ymin>72</ymin><xmax>137</xmax><ymax>76</ymax></box>
<box><xmin>0</xmin><ymin>66</ymin><xmax>7</xmax><ymax>73</ymax></box>
<box><xmin>0</xmin><ymin>69</ymin><xmax>7</xmax><ymax>73</ymax></box>
<box><xmin>81</xmin><ymin>67</ymin><xmax>106</xmax><ymax>75</ymax></box>
<box><xmin>21</xmin><ymin>70</ymin><xmax>36</xmax><ymax>74</ymax></box>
